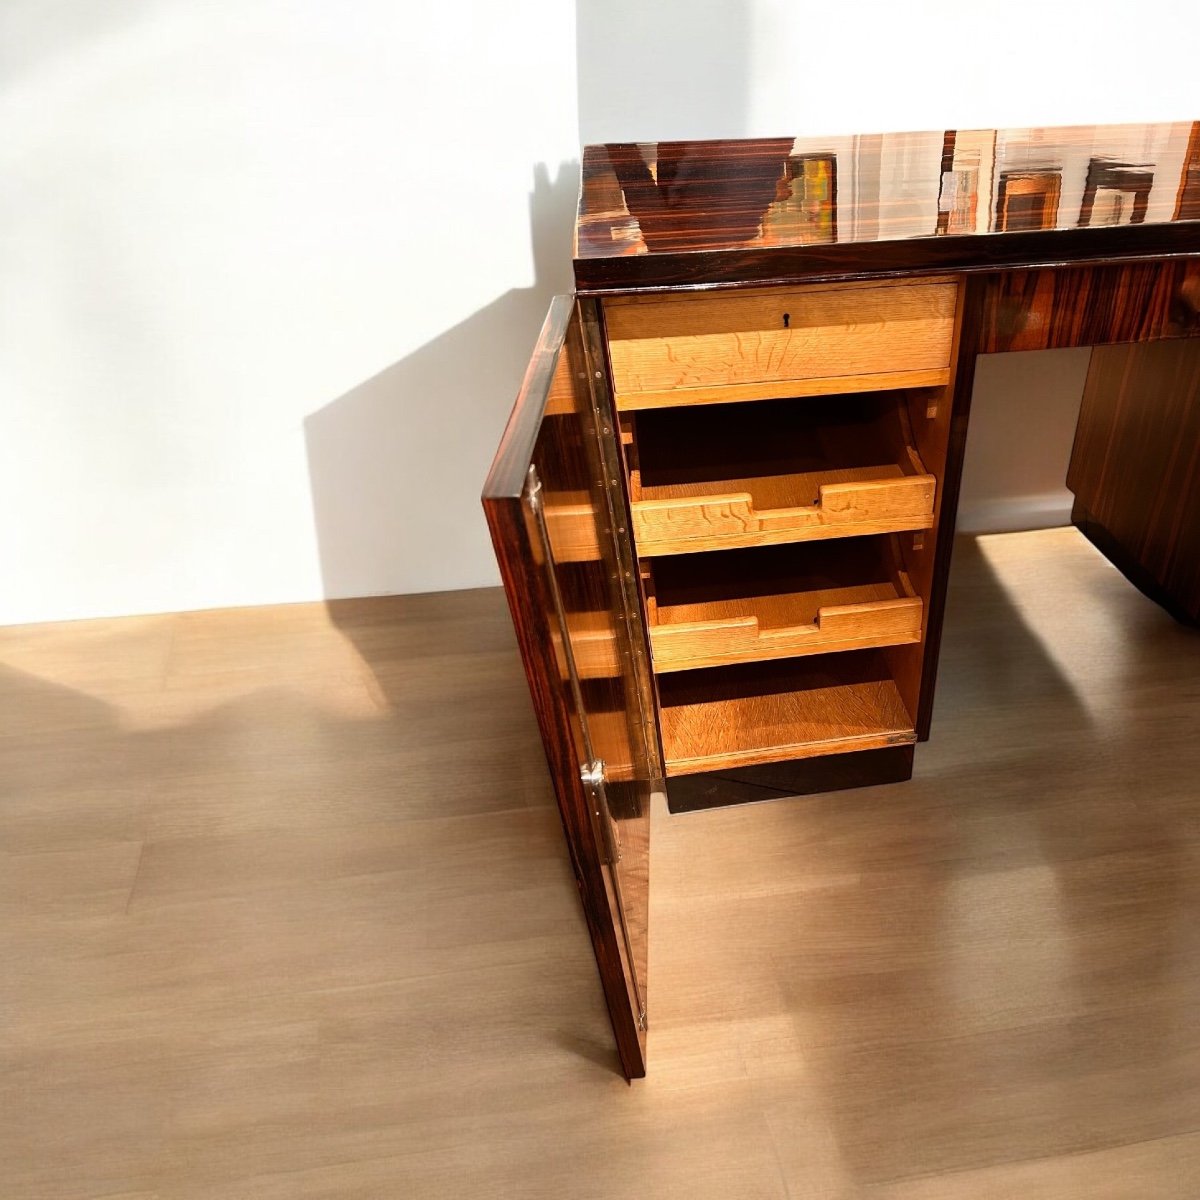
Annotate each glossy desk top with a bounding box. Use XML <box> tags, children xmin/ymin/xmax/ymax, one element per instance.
<box><xmin>574</xmin><ymin>121</ymin><xmax>1200</xmax><ymax>291</ymax></box>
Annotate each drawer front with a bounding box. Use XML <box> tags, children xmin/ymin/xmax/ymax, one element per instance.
<box><xmin>605</xmin><ymin>279</ymin><xmax>958</xmax><ymax>409</ymax></box>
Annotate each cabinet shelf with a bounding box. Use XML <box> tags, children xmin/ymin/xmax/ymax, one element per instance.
<box><xmin>658</xmin><ymin>651</ymin><xmax>916</xmax><ymax>776</ymax></box>
<box><xmin>628</xmin><ymin>393</ymin><xmax>935</xmax><ymax>556</ymax></box>
<box><xmin>646</xmin><ymin>538</ymin><xmax>921</xmax><ymax>673</ymax></box>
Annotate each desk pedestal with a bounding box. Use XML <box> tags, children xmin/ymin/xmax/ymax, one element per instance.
<box><xmin>1069</xmin><ymin>339</ymin><xmax>1200</xmax><ymax>626</ymax></box>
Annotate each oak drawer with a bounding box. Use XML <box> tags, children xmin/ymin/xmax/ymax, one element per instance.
<box><xmin>604</xmin><ymin>278</ymin><xmax>958</xmax><ymax>410</ymax></box>
<box><xmin>632</xmin><ymin>473</ymin><xmax>934</xmax><ymax>555</ymax></box>
<box><xmin>627</xmin><ymin>393</ymin><xmax>936</xmax><ymax>556</ymax></box>
<box><xmin>645</xmin><ymin>540</ymin><xmax>923</xmax><ymax>673</ymax></box>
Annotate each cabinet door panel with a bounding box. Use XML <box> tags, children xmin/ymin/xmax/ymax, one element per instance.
<box><xmin>483</xmin><ymin>296</ymin><xmax>660</xmax><ymax>1079</ymax></box>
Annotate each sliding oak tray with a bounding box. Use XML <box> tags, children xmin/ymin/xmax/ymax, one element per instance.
<box><xmin>627</xmin><ymin>393</ymin><xmax>935</xmax><ymax>556</ymax></box>
<box><xmin>645</xmin><ymin>537</ymin><xmax>921</xmax><ymax>673</ymax></box>
<box><xmin>658</xmin><ymin>650</ymin><xmax>916</xmax><ymax>775</ymax></box>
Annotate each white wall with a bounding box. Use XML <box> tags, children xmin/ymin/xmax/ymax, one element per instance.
<box><xmin>957</xmin><ymin>350</ymin><xmax>1090</xmax><ymax>534</ymax></box>
<box><xmin>4</xmin><ymin>2</ymin><xmax>1197</xmax><ymax>623</ymax></box>
<box><xmin>1</xmin><ymin>1</ymin><xmax>577</xmax><ymax>624</ymax></box>
<box><xmin>578</xmin><ymin>0</ymin><xmax>1197</xmax><ymax>143</ymax></box>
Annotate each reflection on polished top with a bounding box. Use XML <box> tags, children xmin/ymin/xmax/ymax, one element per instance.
<box><xmin>574</xmin><ymin>121</ymin><xmax>1200</xmax><ymax>291</ymax></box>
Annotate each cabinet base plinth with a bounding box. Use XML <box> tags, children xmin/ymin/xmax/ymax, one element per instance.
<box><xmin>665</xmin><ymin>744</ymin><xmax>914</xmax><ymax>814</ymax></box>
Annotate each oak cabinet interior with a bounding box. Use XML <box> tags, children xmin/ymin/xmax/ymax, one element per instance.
<box><xmin>609</xmin><ymin>291</ymin><xmax>962</xmax><ymax>778</ymax></box>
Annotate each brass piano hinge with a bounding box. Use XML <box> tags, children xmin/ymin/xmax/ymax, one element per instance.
<box><xmin>581</xmin><ymin>759</ymin><xmax>621</xmax><ymax>865</ymax></box>
<box><xmin>524</xmin><ymin>467</ymin><xmax>542</xmax><ymax>511</ymax></box>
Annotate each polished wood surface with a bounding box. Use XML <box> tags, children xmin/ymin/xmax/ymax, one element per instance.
<box><xmin>1068</xmin><ymin>338</ymin><xmax>1200</xmax><ymax>623</ymax></box>
<box><xmin>575</xmin><ymin>121</ymin><xmax>1200</xmax><ymax>290</ymax></box>
<box><xmin>658</xmin><ymin>650</ymin><xmax>916</xmax><ymax>775</ymax></box>
<box><xmin>603</xmin><ymin>278</ymin><xmax>956</xmax><ymax>408</ymax></box>
<box><xmin>979</xmin><ymin>258</ymin><xmax>1200</xmax><ymax>354</ymax></box>
<box><xmin>483</xmin><ymin>297</ymin><xmax>654</xmax><ymax>1079</ymax></box>
<box><xmin>995</xmin><ymin>169</ymin><xmax>1063</xmax><ymax>233</ymax></box>
<box><xmin>5</xmin><ymin>529</ymin><xmax>1200</xmax><ymax>1195</ymax></box>
<box><xmin>646</xmin><ymin>539</ymin><xmax>921</xmax><ymax>673</ymax></box>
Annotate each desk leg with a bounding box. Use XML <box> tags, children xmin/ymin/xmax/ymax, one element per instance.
<box><xmin>1067</xmin><ymin>338</ymin><xmax>1200</xmax><ymax>625</ymax></box>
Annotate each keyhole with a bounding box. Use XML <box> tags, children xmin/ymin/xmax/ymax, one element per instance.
<box><xmin>782</xmin><ymin>312</ymin><xmax>790</xmax><ymax>329</ymax></box>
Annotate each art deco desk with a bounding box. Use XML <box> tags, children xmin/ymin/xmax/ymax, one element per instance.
<box><xmin>482</xmin><ymin>121</ymin><xmax>1200</xmax><ymax>1079</ymax></box>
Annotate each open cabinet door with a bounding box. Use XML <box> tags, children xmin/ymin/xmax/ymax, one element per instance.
<box><xmin>483</xmin><ymin>295</ymin><xmax>661</xmax><ymax>1079</ymax></box>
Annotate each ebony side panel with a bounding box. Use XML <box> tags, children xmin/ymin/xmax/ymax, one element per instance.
<box><xmin>980</xmin><ymin>260</ymin><xmax>1200</xmax><ymax>354</ymax></box>
<box><xmin>1067</xmin><ymin>338</ymin><xmax>1200</xmax><ymax>625</ymax></box>
<box><xmin>483</xmin><ymin>297</ymin><xmax>657</xmax><ymax>1079</ymax></box>
<box><xmin>666</xmin><ymin>746</ymin><xmax>914</xmax><ymax>814</ymax></box>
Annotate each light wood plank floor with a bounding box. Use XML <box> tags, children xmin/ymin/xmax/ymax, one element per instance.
<box><xmin>2</xmin><ymin>527</ymin><xmax>1199</xmax><ymax>1198</ymax></box>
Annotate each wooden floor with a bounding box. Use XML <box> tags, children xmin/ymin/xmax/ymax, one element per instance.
<box><xmin>3</xmin><ymin>527</ymin><xmax>1200</xmax><ymax>1198</ymax></box>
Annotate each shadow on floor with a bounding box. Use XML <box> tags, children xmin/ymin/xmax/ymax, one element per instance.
<box><xmin>648</xmin><ymin>530</ymin><xmax>1200</xmax><ymax>1189</ymax></box>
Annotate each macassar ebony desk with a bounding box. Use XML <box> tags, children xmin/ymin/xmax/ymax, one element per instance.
<box><xmin>482</xmin><ymin>121</ymin><xmax>1200</xmax><ymax>1079</ymax></box>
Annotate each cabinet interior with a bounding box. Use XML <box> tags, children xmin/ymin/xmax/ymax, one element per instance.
<box><xmin>606</xmin><ymin>286</ymin><xmax>960</xmax><ymax>779</ymax></box>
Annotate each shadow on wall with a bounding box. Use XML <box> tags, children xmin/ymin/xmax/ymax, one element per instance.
<box><xmin>302</xmin><ymin>161</ymin><xmax>579</xmax><ymax>602</ymax></box>
<box><xmin>305</xmin><ymin>0</ymin><xmax>760</xmax><ymax>607</ymax></box>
